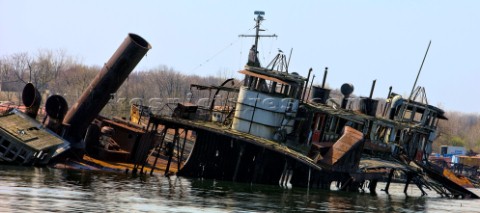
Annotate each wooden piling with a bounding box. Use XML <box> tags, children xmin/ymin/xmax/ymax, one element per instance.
<box><xmin>150</xmin><ymin>128</ymin><xmax>168</xmax><ymax>175</ymax></box>
<box><xmin>369</xmin><ymin>179</ymin><xmax>378</xmax><ymax>195</ymax></box>
<box><xmin>404</xmin><ymin>173</ymin><xmax>413</xmax><ymax>194</ymax></box>
<box><xmin>384</xmin><ymin>169</ymin><xmax>395</xmax><ymax>194</ymax></box>
<box><xmin>165</xmin><ymin>128</ymin><xmax>179</xmax><ymax>176</ymax></box>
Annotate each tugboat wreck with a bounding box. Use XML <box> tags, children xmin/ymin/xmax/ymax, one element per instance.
<box><xmin>141</xmin><ymin>11</ymin><xmax>478</xmax><ymax>198</ymax></box>
<box><xmin>1</xmin><ymin>12</ymin><xmax>477</xmax><ymax>199</ymax></box>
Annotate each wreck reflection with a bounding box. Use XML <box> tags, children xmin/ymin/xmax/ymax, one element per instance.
<box><xmin>0</xmin><ymin>165</ymin><xmax>477</xmax><ymax>212</ymax></box>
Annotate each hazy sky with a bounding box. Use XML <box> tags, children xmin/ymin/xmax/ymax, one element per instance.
<box><xmin>1</xmin><ymin>1</ymin><xmax>479</xmax><ymax>114</ymax></box>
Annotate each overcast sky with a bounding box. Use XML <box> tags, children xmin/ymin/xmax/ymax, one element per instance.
<box><xmin>1</xmin><ymin>0</ymin><xmax>479</xmax><ymax>113</ymax></box>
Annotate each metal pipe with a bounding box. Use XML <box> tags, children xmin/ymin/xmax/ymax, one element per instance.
<box><xmin>369</xmin><ymin>79</ymin><xmax>377</xmax><ymax>99</ymax></box>
<box><xmin>45</xmin><ymin>95</ymin><xmax>68</xmax><ymax>120</ymax></box>
<box><xmin>302</xmin><ymin>68</ymin><xmax>313</xmax><ymax>102</ymax></box>
<box><xmin>63</xmin><ymin>33</ymin><xmax>151</xmax><ymax>146</ymax></box>
<box><xmin>409</xmin><ymin>40</ymin><xmax>431</xmax><ymax>101</ymax></box>
<box><xmin>45</xmin><ymin>95</ymin><xmax>68</xmax><ymax>133</ymax></box>
<box><xmin>22</xmin><ymin>83</ymin><xmax>41</xmax><ymax>119</ymax></box>
<box><xmin>306</xmin><ymin>74</ymin><xmax>315</xmax><ymax>102</ymax></box>
<box><xmin>321</xmin><ymin>67</ymin><xmax>328</xmax><ymax>88</ymax></box>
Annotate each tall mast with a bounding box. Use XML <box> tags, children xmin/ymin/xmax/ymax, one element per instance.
<box><xmin>239</xmin><ymin>11</ymin><xmax>277</xmax><ymax>56</ymax></box>
<box><xmin>253</xmin><ymin>11</ymin><xmax>263</xmax><ymax>53</ymax></box>
<box><xmin>409</xmin><ymin>40</ymin><xmax>431</xmax><ymax>101</ymax></box>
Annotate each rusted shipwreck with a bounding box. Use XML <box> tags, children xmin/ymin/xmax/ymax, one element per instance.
<box><xmin>1</xmin><ymin>12</ymin><xmax>477</xmax><ymax>199</ymax></box>
<box><xmin>0</xmin><ymin>33</ymin><xmax>151</xmax><ymax>167</ymax></box>
<box><xmin>139</xmin><ymin>12</ymin><xmax>478</xmax><ymax>198</ymax></box>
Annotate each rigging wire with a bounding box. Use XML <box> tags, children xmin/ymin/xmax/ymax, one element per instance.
<box><xmin>191</xmin><ymin>28</ymin><xmax>253</xmax><ymax>73</ymax></box>
<box><xmin>190</xmin><ymin>39</ymin><xmax>240</xmax><ymax>72</ymax></box>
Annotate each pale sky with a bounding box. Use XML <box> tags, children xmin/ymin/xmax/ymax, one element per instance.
<box><xmin>1</xmin><ymin>1</ymin><xmax>479</xmax><ymax>114</ymax></box>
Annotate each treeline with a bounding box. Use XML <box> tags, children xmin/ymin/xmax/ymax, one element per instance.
<box><xmin>0</xmin><ymin>50</ymin><xmax>229</xmax><ymax>118</ymax></box>
<box><xmin>0</xmin><ymin>50</ymin><xmax>478</xmax><ymax>153</ymax></box>
<box><xmin>434</xmin><ymin>112</ymin><xmax>480</xmax><ymax>153</ymax></box>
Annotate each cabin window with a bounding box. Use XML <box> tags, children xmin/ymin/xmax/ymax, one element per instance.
<box><xmin>327</xmin><ymin>117</ymin><xmax>337</xmax><ymax>132</ymax></box>
<box><xmin>244</xmin><ymin>75</ymin><xmax>250</xmax><ymax>87</ymax></box>
<box><xmin>289</xmin><ymin>86</ymin><xmax>297</xmax><ymax>98</ymax></box>
<box><xmin>402</xmin><ymin>109</ymin><xmax>412</xmax><ymax>121</ymax></box>
<box><xmin>255</xmin><ymin>79</ymin><xmax>269</xmax><ymax>92</ymax></box>
<box><xmin>283</xmin><ymin>85</ymin><xmax>290</xmax><ymax>96</ymax></box>
<box><xmin>413</xmin><ymin>111</ymin><xmax>423</xmax><ymax>123</ymax></box>
<box><xmin>0</xmin><ymin>143</ymin><xmax>6</xmax><ymax>154</ymax></box>
<box><xmin>4</xmin><ymin>146</ymin><xmax>17</xmax><ymax>160</ymax></box>
<box><xmin>320</xmin><ymin>116</ymin><xmax>347</xmax><ymax>142</ymax></box>
<box><xmin>433</xmin><ymin>117</ymin><xmax>438</xmax><ymax>128</ymax></box>
<box><xmin>16</xmin><ymin>149</ymin><xmax>27</xmax><ymax>162</ymax></box>
<box><xmin>0</xmin><ymin>139</ymin><xmax>10</xmax><ymax>154</ymax></box>
<box><xmin>269</xmin><ymin>82</ymin><xmax>278</xmax><ymax>94</ymax></box>
<box><xmin>247</xmin><ymin>77</ymin><xmax>258</xmax><ymax>89</ymax></box>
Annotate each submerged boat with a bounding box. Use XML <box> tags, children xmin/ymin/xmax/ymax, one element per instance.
<box><xmin>1</xmin><ymin>12</ymin><xmax>477</xmax><ymax>199</ymax></box>
<box><xmin>139</xmin><ymin>11</ymin><xmax>478</xmax><ymax>198</ymax></box>
<box><xmin>0</xmin><ymin>33</ymin><xmax>152</xmax><ymax>168</ymax></box>
<box><xmin>0</xmin><ymin>109</ymin><xmax>69</xmax><ymax>165</ymax></box>
<box><xmin>0</xmin><ymin>83</ymin><xmax>69</xmax><ymax>165</ymax></box>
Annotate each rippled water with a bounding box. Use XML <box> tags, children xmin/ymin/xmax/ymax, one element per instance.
<box><xmin>0</xmin><ymin>165</ymin><xmax>479</xmax><ymax>212</ymax></box>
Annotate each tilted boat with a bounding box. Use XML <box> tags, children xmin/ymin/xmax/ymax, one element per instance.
<box><xmin>140</xmin><ymin>11</ymin><xmax>478</xmax><ymax>198</ymax></box>
<box><xmin>1</xmin><ymin>12</ymin><xmax>476</xmax><ymax>198</ymax></box>
<box><xmin>0</xmin><ymin>83</ymin><xmax>69</xmax><ymax>165</ymax></box>
<box><xmin>0</xmin><ymin>33</ymin><xmax>151</xmax><ymax>168</ymax></box>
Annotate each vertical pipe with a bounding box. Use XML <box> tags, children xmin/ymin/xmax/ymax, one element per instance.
<box><xmin>369</xmin><ymin>79</ymin><xmax>377</xmax><ymax>99</ymax></box>
<box><xmin>321</xmin><ymin>67</ymin><xmax>328</xmax><ymax>88</ymax></box>
<box><xmin>382</xmin><ymin>86</ymin><xmax>393</xmax><ymax>117</ymax></box>
<box><xmin>286</xmin><ymin>48</ymin><xmax>293</xmax><ymax>73</ymax></box>
<box><xmin>306</xmin><ymin>75</ymin><xmax>315</xmax><ymax>102</ymax></box>
<box><xmin>302</xmin><ymin>68</ymin><xmax>313</xmax><ymax>102</ymax></box>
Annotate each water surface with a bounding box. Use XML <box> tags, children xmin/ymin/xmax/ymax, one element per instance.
<box><xmin>0</xmin><ymin>165</ymin><xmax>478</xmax><ymax>212</ymax></box>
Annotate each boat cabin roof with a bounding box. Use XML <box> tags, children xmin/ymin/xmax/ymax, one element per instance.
<box><xmin>305</xmin><ymin>102</ymin><xmax>430</xmax><ymax>130</ymax></box>
<box><xmin>242</xmin><ymin>65</ymin><xmax>306</xmax><ymax>85</ymax></box>
<box><xmin>0</xmin><ymin>110</ymin><xmax>66</xmax><ymax>151</ymax></box>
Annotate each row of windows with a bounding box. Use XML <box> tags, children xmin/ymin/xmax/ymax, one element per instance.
<box><xmin>244</xmin><ymin>76</ymin><xmax>303</xmax><ymax>99</ymax></box>
<box><xmin>0</xmin><ymin>136</ymin><xmax>32</xmax><ymax>164</ymax></box>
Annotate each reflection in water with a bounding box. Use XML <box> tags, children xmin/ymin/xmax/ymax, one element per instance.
<box><xmin>0</xmin><ymin>165</ymin><xmax>478</xmax><ymax>212</ymax></box>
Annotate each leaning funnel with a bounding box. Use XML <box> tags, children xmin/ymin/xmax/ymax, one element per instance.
<box><xmin>63</xmin><ymin>33</ymin><xmax>151</xmax><ymax>146</ymax></box>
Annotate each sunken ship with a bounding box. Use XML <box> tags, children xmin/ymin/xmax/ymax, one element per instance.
<box><xmin>0</xmin><ymin>12</ymin><xmax>477</xmax><ymax>199</ymax></box>
<box><xmin>143</xmin><ymin>11</ymin><xmax>478</xmax><ymax>198</ymax></box>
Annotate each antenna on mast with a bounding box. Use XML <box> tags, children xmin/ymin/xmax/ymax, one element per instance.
<box><xmin>239</xmin><ymin>11</ymin><xmax>278</xmax><ymax>66</ymax></box>
<box><xmin>409</xmin><ymin>40</ymin><xmax>431</xmax><ymax>101</ymax></box>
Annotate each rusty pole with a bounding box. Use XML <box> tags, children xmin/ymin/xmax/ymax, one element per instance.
<box><xmin>63</xmin><ymin>33</ymin><xmax>151</xmax><ymax>148</ymax></box>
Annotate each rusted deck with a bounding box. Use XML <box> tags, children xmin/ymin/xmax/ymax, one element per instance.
<box><xmin>149</xmin><ymin>115</ymin><xmax>325</xmax><ymax>172</ymax></box>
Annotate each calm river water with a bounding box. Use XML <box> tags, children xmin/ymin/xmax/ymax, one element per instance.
<box><xmin>0</xmin><ymin>165</ymin><xmax>479</xmax><ymax>212</ymax></box>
